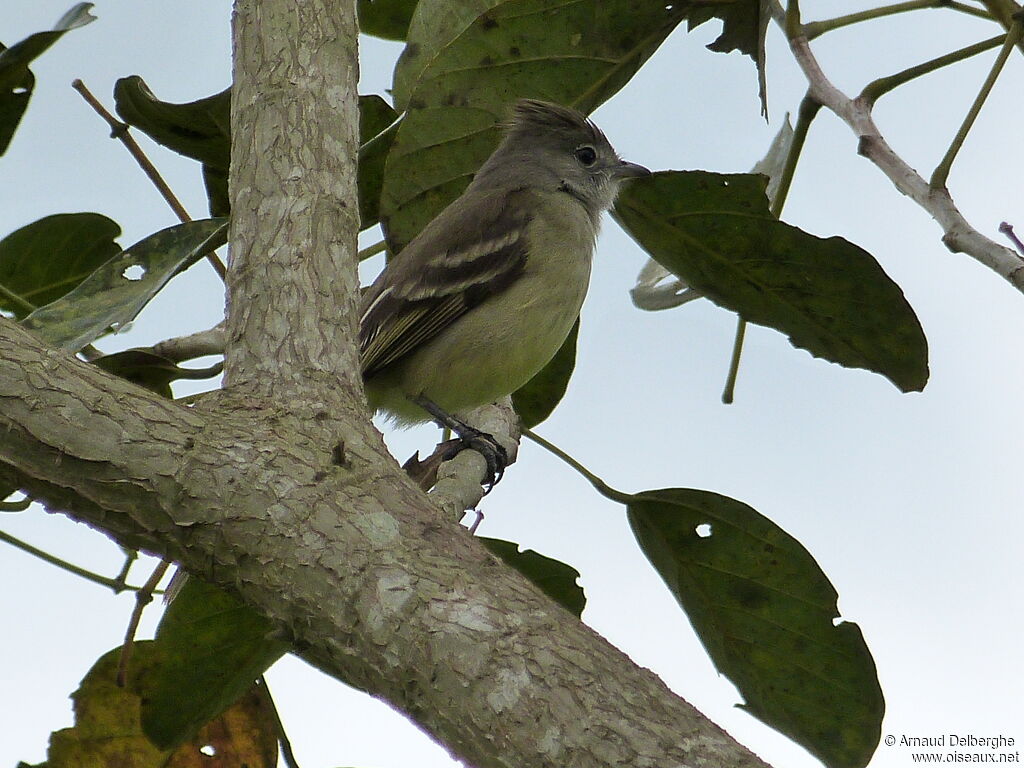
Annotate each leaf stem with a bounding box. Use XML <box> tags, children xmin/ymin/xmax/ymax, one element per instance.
<box><xmin>861</xmin><ymin>34</ymin><xmax>1005</xmax><ymax>104</ymax></box>
<box><xmin>0</xmin><ymin>282</ymin><xmax>37</xmax><ymax>315</ymax></box>
<box><xmin>803</xmin><ymin>0</ymin><xmax>992</xmax><ymax>40</ymax></box>
<box><xmin>71</xmin><ymin>79</ymin><xmax>227</xmax><ymax>281</ymax></box>
<box><xmin>930</xmin><ymin>20</ymin><xmax>1023</xmax><ymax>189</ymax></box>
<box><xmin>0</xmin><ymin>528</ymin><xmax>154</xmax><ymax>592</ymax></box>
<box><xmin>723</xmin><ymin>96</ymin><xmax>818</xmax><ymax>404</ymax></box>
<box><xmin>117</xmin><ymin>558</ymin><xmax>171</xmax><ymax>686</ymax></box>
<box><xmin>522</xmin><ymin>429</ymin><xmax>633</xmax><ymax>504</ymax></box>
<box><xmin>721</xmin><ymin>319</ymin><xmax>747</xmax><ymax>404</ymax></box>
<box><xmin>998</xmin><ymin>222</ymin><xmax>1024</xmax><ymax>256</ymax></box>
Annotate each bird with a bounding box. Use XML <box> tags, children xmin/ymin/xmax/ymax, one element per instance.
<box><xmin>359</xmin><ymin>98</ymin><xmax>649</xmax><ymax>485</ymax></box>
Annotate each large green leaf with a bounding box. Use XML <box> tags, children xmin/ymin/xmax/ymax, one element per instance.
<box><xmin>479</xmin><ymin>537</ymin><xmax>585</xmax><ymax>617</ymax></box>
<box><xmin>141</xmin><ymin>579</ymin><xmax>289</xmax><ymax>750</ymax></box>
<box><xmin>688</xmin><ymin>0</ymin><xmax>769</xmax><ymax>115</ymax></box>
<box><xmin>511</xmin><ymin>318</ymin><xmax>578</xmax><ymax>428</ymax></box>
<box><xmin>628</xmin><ymin>488</ymin><xmax>883</xmax><ymax>768</ymax></box>
<box><xmin>0</xmin><ymin>4</ymin><xmax>95</xmax><ymax>155</ymax></box>
<box><xmin>0</xmin><ymin>212</ymin><xmax>121</xmax><ymax>318</ymax></box>
<box><xmin>22</xmin><ymin>218</ymin><xmax>228</xmax><ymax>351</ymax></box>
<box><xmin>380</xmin><ymin>0</ymin><xmax>688</xmax><ymax>252</ymax></box>
<box><xmin>613</xmin><ymin>171</ymin><xmax>929</xmax><ymax>392</ymax></box>
<box><xmin>392</xmin><ymin>0</ymin><xmax>504</xmax><ymax>108</ymax></box>
<box><xmin>358</xmin><ymin>0</ymin><xmax>420</xmax><ymax>40</ymax></box>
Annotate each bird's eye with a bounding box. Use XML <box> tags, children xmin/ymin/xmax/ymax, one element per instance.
<box><xmin>574</xmin><ymin>146</ymin><xmax>597</xmax><ymax>166</ymax></box>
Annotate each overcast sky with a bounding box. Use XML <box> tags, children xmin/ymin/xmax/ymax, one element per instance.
<box><xmin>1</xmin><ymin>2</ymin><xmax>1022</xmax><ymax>767</ymax></box>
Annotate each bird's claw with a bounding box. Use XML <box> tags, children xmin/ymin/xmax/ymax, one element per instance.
<box><xmin>442</xmin><ymin>428</ymin><xmax>508</xmax><ymax>493</ymax></box>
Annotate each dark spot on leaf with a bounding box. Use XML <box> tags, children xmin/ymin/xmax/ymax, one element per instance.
<box><xmin>405</xmin><ymin>42</ymin><xmax>420</xmax><ymax>58</ymax></box>
<box><xmin>509</xmin><ymin>46</ymin><xmax>521</xmax><ymax>57</ymax></box>
<box><xmin>481</xmin><ymin>14</ymin><xmax>499</xmax><ymax>30</ymax></box>
<box><xmin>409</xmin><ymin>96</ymin><xmax>426</xmax><ymax>110</ymax></box>
<box><xmin>479</xmin><ymin>55</ymin><xmax>494</xmax><ymax>66</ymax></box>
<box><xmin>734</xmin><ymin>583</ymin><xmax>770</xmax><ymax>610</ymax></box>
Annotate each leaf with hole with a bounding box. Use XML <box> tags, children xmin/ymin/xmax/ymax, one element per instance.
<box><xmin>0</xmin><ymin>212</ymin><xmax>121</xmax><ymax>319</ymax></box>
<box><xmin>22</xmin><ymin>218</ymin><xmax>228</xmax><ymax>352</ymax></box>
<box><xmin>627</xmin><ymin>488</ymin><xmax>884</xmax><ymax>768</ymax></box>
<box><xmin>613</xmin><ymin>171</ymin><xmax>928</xmax><ymax>392</ymax></box>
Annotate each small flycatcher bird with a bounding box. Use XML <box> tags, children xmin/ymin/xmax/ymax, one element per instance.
<box><xmin>360</xmin><ymin>99</ymin><xmax>649</xmax><ymax>483</ymax></box>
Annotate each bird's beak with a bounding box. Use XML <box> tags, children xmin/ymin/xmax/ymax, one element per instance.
<box><xmin>610</xmin><ymin>160</ymin><xmax>651</xmax><ymax>179</ymax></box>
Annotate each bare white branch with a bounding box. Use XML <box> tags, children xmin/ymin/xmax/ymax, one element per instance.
<box><xmin>778</xmin><ymin>4</ymin><xmax>1024</xmax><ymax>291</ymax></box>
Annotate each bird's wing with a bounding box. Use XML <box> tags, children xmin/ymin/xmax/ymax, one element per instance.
<box><xmin>360</xmin><ymin>187</ymin><xmax>532</xmax><ymax>378</ymax></box>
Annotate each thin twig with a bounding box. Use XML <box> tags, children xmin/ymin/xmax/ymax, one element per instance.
<box><xmin>930</xmin><ymin>21</ymin><xmax>1023</xmax><ymax>189</ymax></box>
<box><xmin>0</xmin><ymin>528</ymin><xmax>154</xmax><ymax>591</ymax></box>
<box><xmin>999</xmin><ymin>222</ymin><xmax>1024</xmax><ymax>256</ymax></box>
<box><xmin>861</xmin><ymin>34</ymin><xmax>1005</xmax><ymax>104</ymax></box>
<box><xmin>773</xmin><ymin>0</ymin><xmax>1024</xmax><ymax>290</ymax></box>
<box><xmin>71</xmin><ymin>79</ymin><xmax>227</xmax><ymax>281</ymax></box>
<box><xmin>116</xmin><ymin>558</ymin><xmax>171</xmax><ymax>687</ymax></box>
<box><xmin>803</xmin><ymin>0</ymin><xmax>992</xmax><ymax>40</ymax></box>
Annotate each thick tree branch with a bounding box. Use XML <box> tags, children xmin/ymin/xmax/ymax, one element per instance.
<box><xmin>778</xmin><ymin>2</ymin><xmax>1024</xmax><ymax>291</ymax></box>
<box><xmin>0</xmin><ymin>318</ymin><xmax>767</xmax><ymax>768</ymax></box>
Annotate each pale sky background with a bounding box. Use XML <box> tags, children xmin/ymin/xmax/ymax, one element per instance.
<box><xmin>1</xmin><ymin>2</ymin><xmax>1022</xmax><ymax>768</ymax></box>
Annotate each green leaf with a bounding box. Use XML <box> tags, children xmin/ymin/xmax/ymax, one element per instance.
<box><xmin>141</xmin><ymin>579</ymin><xmax>289</xmax><ymax>750</ymax></box>
<box><xmin>92</xmin><ymin>350</ymin><xmax>223</xmax><ymax>399</ymax></box>
<box><xmin>358</xmin><ymin>0</ymin><xmax>420</xmax><ymax>40</ymax></box>
<box><xmin>511</xmin><ymin>318</ymin><xmax>578</xmax><ymax>428</ymax></box>
<box><xmin>114</xmin><ymin>78</ymin><xmax>230</xmax><ymax>217</ymax></box>
<box><xmin>688</xmin><ymin>0</ymin><xmax>769</xmax><ymax>115</ymax></box>
<box><xmin>114</xmin><ymin>77</ymin><xmax>231</xmax><ymax>170</ymax></box>
<box><xmin>627</xmin><ymin>488</ymin><xmax>883</xmax><ymax>768</ymax></box>
<box><xmin>0</xmin><ymin>213</ymin><xmax>121</xmax><ymax>318</ymax></box>
<box><xmin>0</xmin><ymin>4</ymin><xmax>96</xmax><ymax>156</ymax></box>
<box><xmin>39</xmin><ymin>641</ymin><xmax>279</xmax><ymax>767</ymax></box>
<box><xmin>114</xmin><ymin>81</ymin><xmax>396</xmax><ymax>222</ymax></box>
<box><xmin>479</xmin><ymin>537</ymin><xmax>585</xmax><ymax>617</ymax></box>
<box><xmin>22</xmin><ymin>218</ymin><xmax>228</xmax><ymax>352</ymax></box>
<box><xmin>357</xmin><ymin>95</ymin><xmax>400</xmax><ymax>229</ymax></box>
<box><xmin>392</xmin><ymin>0</ymin><xmax>504</xmax><ymax>109</ymax></box>
<box><xmin>613</xmin><ymin>171</ymin><xmax>929</xmax><ymax>392</ymax></box>
<box><xmin>381</xmin><ymin>0</ymin><xmax>687</xmax><ymax>252</ymax></box>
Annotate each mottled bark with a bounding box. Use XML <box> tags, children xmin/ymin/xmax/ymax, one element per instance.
<box><xmin>0</xmin><ymin>1</ymin><xmax>770</xmax><ymax>766</ymax></box>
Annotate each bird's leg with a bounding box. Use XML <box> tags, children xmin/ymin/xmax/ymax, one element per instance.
<box><xmin>412</xmin><ymin>395</ymin><xmax>509</xmax><ymax>492</ymax></box>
